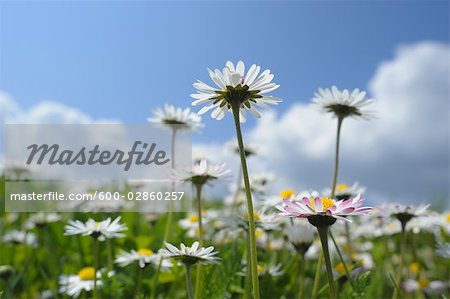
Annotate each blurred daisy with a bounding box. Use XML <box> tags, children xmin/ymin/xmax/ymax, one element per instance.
<box><xmin>402</xmin><ymin>278</ymin><xmax>448</xmax><ymax>295</ymax></box>
<box><xmin>384</xmin><ymin>203</ymin><xmax>430</xmax><ymax>226</ymax></box>
<box><xmin>226</xmin><ymin>140</ymin><xmax>259</xmax><ymax>157</ymax></box>
<box><xmin>59</xmin><ymin>267</ymin><xmax>105</xmax><ymax>298</ymax></box>
<box><xmin>324</xmin><ymin>182</ymin><xmax>366</xmax><ymax>201</ymax></box>
<box><xmin>257</xmin><ymin>263</ymin><xmax>283</xmax><ymax>277</ymax></box>
<box><xmin>64</xmin><ymin>217</ymin><xmax>127</xmax><ymax>241</ymax></box>
<box><xmin>313</xmin><ymin>86</ymin><xmax>375</xmax><ymax>120</ymax></box>
<box><xmin>147</xmin><ymin>103</ymin><xmax>203</xmax><ymax>131</ymax></box>
<box><xmin>277</xmin><ymin>194</ymin><xmax>372</xmax><ymax>226</ymax></box>
<box><xmin>0</xmin><ymin>265</ymin><xmax>15</xmax><ymax>281</ymax></box>
<box><xmin>230</xmin><ymin>208</ymin><xmax>280</xmax><ymax>232</ymax></box>
<box><xmin>159</xmin><ymin>241</ymin><xmax>219</xmax><ymax>266</ymax></box>
<box><xmin>435</xmin><ymin>243</ymin><xmax>450</xmax><ymax>259</ymax></box>
<box><xmin>191</xmin><ymin>60</ymin><xmax>281</xmax><ymax>122</ymax></box>
<box><xmin>24</xmin><ymin>212</ymin><xmax>61</xmax><ymax>229</ymax></box>
<box><xmin>285</xmin><ymin>219</ymin><xmax>317</xmax><ymax>255</ymax></box>
<box><xmin>173</xmin><ymin>158</ymin><xmax>230</xmax><ymax>186</ymax></box>
<box><xmin>2</xmin><ymin>230</ymin><xmax>38</xmax><ymax>247</ymax></box>
<box><xmin>115</xmin><ymin>249</ymin><xmax>172</xmax><ymax>269</ymax></box>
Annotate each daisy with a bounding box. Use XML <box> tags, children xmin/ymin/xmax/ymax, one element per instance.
<box><xmin>435</xmin><ymin>243</ymin><xmax>450</xmax><ymax>259</ymax></box>
<box><xmin>313</xmin><ymin>86</ymin><xmax>375</xmax><ymax>120</ymax></box>
<box><xmin>277</xmin><ymin>194</ymin><xmax>372</xmax><ymax>227</ymax></box>
<box><xmin>59</xmin><ymin>267</ymin><xmax>104</xmax><ymax>298</ymax></box>
<box><xmin>226</xmin><ymin>140</ymin><xmax>259</xmax><ymax>157</ymax></box>
<box><xmin>384</xmin><ymin>203</ymin><xmax>430</xmax><ymax>224</ymax></box>
<box><xmin>0</xmin><ymin>265</ymin><xmax>15</xmax><ymax>281</ymax></box>
<box><xmin>115</xmin><ymin>249</ymin><xmax>172</xmax><ymax>269</ymax></box>
<box><xmin>402</xmin><ymin>278</ymin><xmax>448</xmax><ymax>295</ymax></box>
<box><xmin>159</xmin><ymin>241</ymin><xmax>219</xmax><ymax>266</ymax></box>
<box><xmin>324</xmin><ymin>182</ymin><xmax>367</xmax><ymax>201</ymax></box>
<box><xmin>147</xmin><ymin>103</ymin><xmax>203</xmax><ymax>131</ymax></box>
<box><xmin>64</xmin><ymin>217</ymin><xmax>127</xmax><ymax>241</ymax></box>
<box><xmin>191</xmin><ymin>60</ymin><xmax>281</xmax><ymax>122</ymax></box>
<box><xmin>173</xmin><ymin>158</ymin><xmax>230</xmax><ymax>186</ymax></box>
<box><xmin>257</xmin><ymin>263</ymin><xmax>284</xmax><ymax>277</ymax></box>
<box><xmin>24</xmin><ymin>212</ymin><xmax>61</xmax><ymax>229</ymax></box>
<box><xmin>285</xmin><ymin>219</ymin><xmax>317</xmax><ymax>255</ymax></box>
<box><xmin>2</xmin><ymin>230</ymin><xmax>38</xmax><ymax>247</ymax></box>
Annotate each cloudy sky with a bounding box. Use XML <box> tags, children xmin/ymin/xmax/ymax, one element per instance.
<box><xmin>1</xmin><ymin>1</ymin><xmax>448</xmax><ymax>207</ymax></box>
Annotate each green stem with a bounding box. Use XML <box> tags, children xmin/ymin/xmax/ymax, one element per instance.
<box><xmin>298</xmin><ymin>253</ymin><xmax>306</xmax><ymax>299</ymax></box>
<box><xmin>151</xmin><ymin>127</ymin><xmax>177</xmax><ymax>299</ymax></box>
<box><xmin>311</xmin><ymin>251</ymin><xmax>323</xmax><ymax>299</ymax></box>
<box><xmin>317</xmin><ymin>226</ymin><xmax>336</xmax><ymax>299</ymax></box>
<box><xmin>331</xmin><ymin>117</ymin><xmax>344</xmax><ymax>198</ymax></box>
<box><xmin>231</xmin><ymin>104</ymin><xmax>260</xmax><ymax>299</ymax></box>
<box><xmin>107</xmin><ymin>239</ymin><xmax>113</xmax><ymax>271</ymax></box>
<box><xmin>185</xmin><ymin>264</ymin><xmax>194</xmax><ymax>299</ymax></box>
<box><xmin>392</xmin><ymin>221</ymin><xmax>407</xmax><ymax>299</ymax></box>
<box><xmin>194</xmin><ymin>183</ymin><xmax>204</xmax><ymax>299</ymax></box>
<box><xmin>93</xmin><ymin>238</ymin><xmax>99</xmax><ymax>299</ymax></box>
<box><xmin>135</xmin><ymin>267</ymin><xmax>143</xmax><ymax>299</ymax></box>
<box><xmin>244</xmin><ymin>230</ymin><xmax>253</xmax><ymax>299</ymax></box>
<box><xmin>329</xmin><ymin>230</ymin><xmax>354</xmax><ymax>289</ymax></box>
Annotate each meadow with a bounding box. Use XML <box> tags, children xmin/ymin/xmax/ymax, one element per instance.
<box><xmin>0</xmin><ymin>61</ymin><xmax>449</xmax><ymax>299</ymax></box>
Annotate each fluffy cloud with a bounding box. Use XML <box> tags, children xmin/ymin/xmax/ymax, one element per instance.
<box><xmin>195</xmin><ymin>42</ymin><xmax>449</xmax><ymax>205</ymax></box>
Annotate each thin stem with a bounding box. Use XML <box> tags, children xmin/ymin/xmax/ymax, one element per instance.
<box><xmin>93</xmin><ymin>238</ymin><xmax>99</xmax><ymax>299</ymax></box>
<box><xmin>194</xmin><ymin>183</ymin><xmax>204</xmax><ymax>299</ymax></box>
<box><xmin>297</xmin><ymin>253</ymin><xmax>306</xmax><ymax>299</ymax></box>
<box><xmin>311</xmin><ymin>251</ymin><xmax>323</xmax><ymax>299</ymax></box>
<box><xmin>185</xmin><ymin>264</ymin><xmax>195</xmax><ymax>299</ymax></box>
<box><xmin>329</xmin><ymin>230</ymin><xmax>354</xmax><ymax>289</ymax></box>
<box><xmin>331</xmin><ymin>117</ymin><xmax>344</xmax><ymax>198</ymax></box>
<box><xmin>317</xmin><ymin>226</ymin><xmax>336</xmax><ymax>299</ymax></box>
<box><xmin>231</xmin><ymin>104</ymin><xmax>260</xmax><ymax>299</ymax></box>
<box><xmin>244</xmin><ymin>230</ymin><xmax>252</xmax><ymax>299</ymax></box>
<box><xmin>231</xmin><ymin>164</ymin><xmax>243</xmax><ymax>213</ymax></box>
<box><xmin>392</xmin><ymin>221</ymin><xmax>407</xmax><ymax>299</ymax></box>
<box><xmin>151</xmin><ymin>128</ymin><xmax>177</xmax><ymax>299</ymax></box>
<box><xmin>135</xmin><ymin>267</ymin><xmax>143</xmax><ymax>299</ymax></box>
<box><xmin>106</xmin><ymin>240</ymin><xmax>113</xmax><ymax>271</ymax></box>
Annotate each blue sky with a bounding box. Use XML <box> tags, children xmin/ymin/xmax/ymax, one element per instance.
<box><xmin>1</xmin><ymin>1</ymin><xmax>448</xmax><ymax>143</ymax></box>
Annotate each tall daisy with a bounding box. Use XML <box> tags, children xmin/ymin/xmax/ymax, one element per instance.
<box><xmin>383</xmin><ymin>203</ymin><xmax>430</xmax><ymax>299</ymax></box>
<box><xmin>192</xmin><ymin>61</ymin><xmax>281</xmax><ymax>299</ymax></box>
<box><xmin>147</xmin><ymin>103</ymin><xmax>203</xmax><ymax>131</ymax></box>
<box><xmin>59</xmin><ymin>267</ymin><xmax>107</xmax><ymax>298</ymax></box>
<box><xmin>277</xmin><ymin>195</ymin><xmax>372</xmax><ymax>299</ymax></box>
<box><xmin>312</xmin><ymin>86</ymin><xmax>374</xmax><ymax>197</ymax></box>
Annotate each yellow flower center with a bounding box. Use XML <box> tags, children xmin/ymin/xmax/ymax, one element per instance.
<box><xmin>310</xmin><ymin>197</ymin><xmax>335</xmax><ymax>211</ymax></box>
<box><xmin>257</xmin><ymin>265</ymin><xmax>264</xmax><ymax>274</ymax></box>
<box><xmin>255</xmin><ymin>228</ymin><xmax>263</xmax><ymax>239</ymax></box>
<box><xmin>419</xmin><ymin>277</ymin><xmax>429</xmax><ymax>288</ymax></box>
<box><xmin>445</xmin><ymin>212</ymin><xmax>450</xmax><ymax>223</ymax></box>
<box><xmin>337</xmin><ymin>184</ymin><xmax>348</xmax><ymax>192</ymax></box>
<box><xmin>334</xmin><ymin>262</ymin><xmax>349</xmax><ymax>274</ymax></box>
<box><xmin>280</xmin><ymin>189</ymin><xmax>295</xmax><ymax>199</ymax></box>
<box><xmin>409</xmin><ymin>262</ymin><xmax>419</xmax><ymax>274</ymax></box>
<box><xmin>137</xmin><ymin>249</ymin><xmax>154</xmax><ymax>256</ymax></box>
<box><xmin>244</xmin><ymin>212</ymin><xmax>260</xmax><ymax>221</ymax></box>
<box><xmin>94</xmin><ymin>221</ymin><xmax>100</xmax><ymax>228</ymax></box>
<box><xmin>188</xmin><ymin>215</ymin><xmax>199</xmax><ymax>223</ymax></box>
<box><xmin>78</xmin><ymin>267</ymin><xmax>95</xmax><ymax>281</ymax></box>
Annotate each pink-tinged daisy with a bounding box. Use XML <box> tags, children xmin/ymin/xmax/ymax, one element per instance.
<box><xmin>277</xmin><ymin>194</ymin><xmax>372</xmax><ymax>227</ymax></box>
<box><xmin>191</xmin><ymin>60</ymin><xmax>281</xmax><ymax>122</ymax></box>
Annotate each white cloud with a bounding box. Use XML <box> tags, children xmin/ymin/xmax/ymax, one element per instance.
<box><xmin>194</xmin><ymin>41</ymin><xmax>449</xmax><ymax>205</ymax></box>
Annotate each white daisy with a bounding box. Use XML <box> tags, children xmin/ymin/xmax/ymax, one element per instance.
<box><xmin>173</xmin><ymin>158</ymin><xmax>230</xmax><ymax>186</ymax></box>
<box><xmin>191</xmin><ymin>60</ymin><xmax>281</xmax><ymax>122</ymax></box>
<box><xmin>115</xmin><ymin>249</ymin><xmax>172</xmax><ymax>269</ymax></box>
<box><xmin>313</xmin><ymin>86</ymin><xmax>375</xmax><ymax>120</ymax></box>
<box><xmin>226</xmin><ymin>140</ymin><xmax>259</xmax><ymax>157</ymax></box>
<box><xmin>285</xmin><ymin>219</ymin><xmax>317</xmax><ymax>254</ymax></box>
<box><xmin>64</xmin><ymin>217</ymin><xmax>127</xmax><ymax>241</ymax></box>
<box><xmin>436</xmin><ymin>243</ymin><xmax>450</xmax><ymax>259</ymax></box>
<box><xmin>2</xmin><ymin>230</ymin><xmax>38</xmax><ymax>247</ymax></box>
<box><xmin>59</xmin><ymin>267</ymin><xmax>104</xmax><ymax>298</ymax></box>
<box><xmin>147</xmin><ymin>103</ymin><xmax>203</xmax><ymax>131</ymax></box>
<box><xmin>159</xmin><ymin>241</ymin><xmax>219</xmax><ymax>266</ymax></box>
<box><xmin>24</xmin><ymin>212</ymin><xmax>61</xmax><ymax>229</ymax></box>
